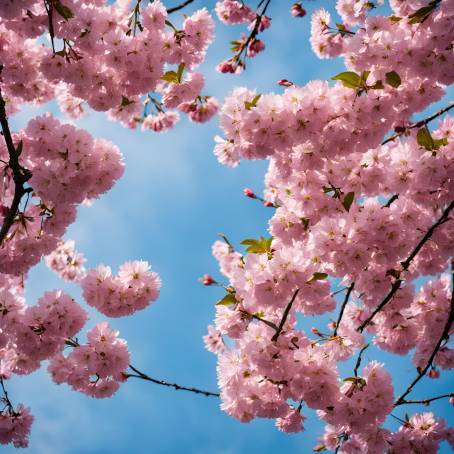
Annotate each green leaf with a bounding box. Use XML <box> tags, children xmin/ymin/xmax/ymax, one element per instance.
<box><xmin>371</xmin><ymin>80</ymin><xmax>384</xmax><ymax>90</ymax></box>
<box><xmin>388</xmin><ymin>15</ymin><xmax>402</xmax><ymax>23</ymax></box>
<box><xmin>331</xmin><ymin>71</ymin><xmax>362</xmax><ymax>89</ymax></box>
<box><xmin>120</xmin><ymin>96</ymin><xmax>133</xmax><ymax>108</ymax></box>
<box><xmin>408</xmin><ymin>2</ymin><xmax>438</xmax><ymax>24</ymax></box>
<box><xmin>53</xmin><ymin>1</ymin><xmax>74</xmax><ymax>21</ymax></box>
<box><xmin>360</xmin><ymin>71</ymin><xmax>370</xmax><ymax>83</ymax></box>
<box><xmin>416</xmin><ymin>126</ymin><xmax>435</xmax><ymax>150</ymax></box>
<box><xmin>216</xmin><ymin>293</ymin><xmax>238</xmax><ymax>306</ymax></box>
<box><xmin>385</xmin><ymin>70</ymin><xmax>401</xmax><ymax>88</ymax></box>
<box><xmin>240</xmin><ymin>236</ymin><xmax>273</xmax><ymax>254</ymax></box>
<box><xmin>433</xmin><ymin>137</ymin><xmax>448</xmax><ymax>150</ymax></box>
<box><xmin>244</xmin><ymin>94</ymin><xmax>261</xmax><ymax>110</ymax></box>
<box><xmin>307</xmin><ymin>272</ymin><xmax>328</xmax><ymax>283</ymax></box>
<box><xmin>161</xmin><ymin>71</ymin><xmax>179</xmax><ymax>84</ymax></box>
<box><xmin>342</xmin><ymin>191</ymin><xmax>355</xmax><ymax>212</ymax></box>
<box><xmin>253</xmin><ymin>311</ymin><xmax>265</xmax><ymax>318</ymax></box>
<box><xmin>313</xmin><ymin>445</ymin><xmax>327</xmax><ymax>452</ymax></box>
<box><xmin>176</xmin><ymin>63</ymin><xmax>185</xmax><ymax>83</ymax></box>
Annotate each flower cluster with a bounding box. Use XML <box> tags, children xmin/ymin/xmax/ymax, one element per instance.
<box><xmin>208</xmin><ymin>1</ymin><xmax>454</xmax><ymax>451</ymax></box>
<box><xmin>82</xmin><ymin>261</ymin><xmax>161</xmax><ymax>317</ymax></box>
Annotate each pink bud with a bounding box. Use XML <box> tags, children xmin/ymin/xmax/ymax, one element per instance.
<box><xmin>278</xmin><ymin>79</ymin><xmax>294</xmax><ymax>87</ymax></box>
<box><xmin>449</xmin><ymin>395</ymin><xmax>454</xmax><ymax>405</ymax></box>
<box><xmin>428</xmin><ymin>368</ymin><xmax>439</xmax><ymax>379</ymax></box>
<box><xmin>290</xmin><ymin>3</ymin><xmax>306</xmax><ymax>18</ymax></box>
<box><xmin>202</xmin><ymin>274</ymin><xmax>215</xmax><ymax>286</ymax></box>
<box><xmin>216</xmin><ymin>61</ymin><xmax>235</xmax><ymax>74</ymax></box>
<box><xmin>263</xmin><ymin>201</ymin><xmax>274</xmax><ymax>207</ymax></box>
<box><xmin>247</xmin><ymin>39</ymin><xmax>265</xmax><ymax>57</ymax></box>
<box><xmin>243</xmin><ymin>188</ymin><xmax>255</xmax><ymax>198</ymax></box>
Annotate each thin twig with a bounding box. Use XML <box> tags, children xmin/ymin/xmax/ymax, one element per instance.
<box><xmin>333</xmin><ymin>282</ymin><xmax>355</xmax><ymax>336</ymax></box>
<box><xmin>383</xmin><ymin>194</ymin><xmax>399</xmax><ymax>208</ymax></box>
<box><xmin>127</xmin><ymin>365</ymin><xmax>219</xmax><ymax>397</ymax></box>
<box><xmin>395</xmin><ymin>393</ymin><xmax>453</xmax><ymax>406</ymax></box>
<box><xmin>166</xmin><ymin>0</ymin><xmax>195</xmax><ymax>14</ymax></box>
<box><xmin>358</xmin><ymin>201</ymin><xmax>454</xmax><ymax>332</ymax></box>
<box><xmin>394</xmin><ymin>259</ymin><xmax>454</xmax><ymax>406</ymax></box>
<box><xmin>271</xmin><ymin>288</ymin><xmax>299</xmax><ymax>342</ymax></box>
<box><xmin>353</xmin><ymin>344</ymin><xmax>369</xmax><ymax>377</ymax></box>
<box><xmin>0</xmin><ymin>84</ymin><xmax>32</xmax><ymax>246</ymax></box>
<box><xmin>239</xmin><ymin>309</ymin><xmax>279</xmax><ymax>331</ymax></box>
<box><xmin>382</xmin><ymin>103</ymin><xmax>454</xmax><ymax>146</ymax></box>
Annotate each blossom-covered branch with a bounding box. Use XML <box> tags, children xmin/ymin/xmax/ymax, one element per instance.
<box><xmin>358</xmin><ymin>201</ymin><xmax>454</xmax><ymax>333</ymax></box>
<box><xmin>394</xmin><ymin>259</ymin><xmax>454</xmax><ymax>406</ymax></box>
<box><xmin>0</xmin><ymin>85</ymin><xmax>32</xmax><ymax>246</ymax></box>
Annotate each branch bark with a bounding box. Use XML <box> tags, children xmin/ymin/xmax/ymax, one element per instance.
<box><xmin>0</xmin><ymin>86</ymin><xmax>32</xmax><ymax>246</ymax></box>
<box><xmin>271</xmin><ymin>288</ymin><xmax>299</xmax><ymax>342</ymax></box>
<box><xmin>333</xmin><ymin>282</ymin><xmax>355</xmax><ymax>336</ymax></box>
<box><xmin>166</xmin><ymin>0</ymin><xmax>195</xmax><ymax>14</ymax></box>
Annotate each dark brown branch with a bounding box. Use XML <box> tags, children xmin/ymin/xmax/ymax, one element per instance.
<box><xmin>394</xmin><ymin>259</ymin><xmax>454</xmax><ymax>406</ymax></box>
<box><xmin>383</xmin><ymin>194</ymin><xmax>399</xmax><ymax>208</ymax></box>
<box><xmin>382</xmin><ymin>103</ymin><xmax>454</xmax><ymax>146</ymax></box>
<box><xmin>127</xmin><ymin>365</ymin><xmax>219</xmax><ymax>397</ymax></box>
<box><xmin>395</xmin><ymin>393</ymin><xmax>453</xmax><ymax>406</ymax></box>
<box><xmin>0</xmin><ymin>86</ymin><xmax>32</xmax><ymax>246</ymax></box>
<box><xmin>239</xmin><ymin>309</ymin><xmax>279</xmax><ymax>331</ymax></box>
<box><xmin>271</xmin><ymin>288</ymin><xmax>299</xmax><ymax>342</ymax></box>
<box><xmin>333</xmin><ymin>282</ymin><xmax>355</xmax><ymax>336</ymax></box>
<box><xmin>353</xmin><ymin>344</ymin><xmax>369</xmax><ymax>377</ymax></box>
<box><xmin>231</xmin><ymin>0</ymin><xmax>272</xmax><ymax>67</ymax></box>
<box><xmin>43</xmin><ymin>0</ymin><xmax>56</xmax><ymax>54</ymax></box>
<box><xmin>166</xmin><ymin>0</ymin><xmax>195</xmax><ymax>14</ymax></box>
<box><xmin>358</xmin><ymin>201</ymin><xmax>454</xmax><ymax>332</ymax></box>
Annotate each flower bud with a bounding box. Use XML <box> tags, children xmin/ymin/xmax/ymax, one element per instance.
<box><xmin>291</xmin><ymin>3</ymin><xmax>306</xmax><ymax>18</ymax></box>
<box><xmin>243</xmin><ymin>188</ymin><xmax>255</xmax><ymax>198</ymax></box>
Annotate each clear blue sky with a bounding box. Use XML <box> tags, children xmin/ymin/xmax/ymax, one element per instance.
<box><xmin>6</xmin><ymin>1</ymin><xmax>453</xmax><ymax>453</ymax></box>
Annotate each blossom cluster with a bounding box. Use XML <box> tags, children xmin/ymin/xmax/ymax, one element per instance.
<box><xmin>208</xmin><ymin>1</ymin><xmax>454</xmax><ymax>452</ymax></box>
<box><xmin>0</xmin><ymin>0</ymin><xmax>218</xmax><ymax>130</ymax></box>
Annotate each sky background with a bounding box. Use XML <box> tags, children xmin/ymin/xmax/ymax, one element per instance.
<box><xmin>5</xmin><ymin>1</ymin><xmax>454</xmax><ymax>453</ymax></box>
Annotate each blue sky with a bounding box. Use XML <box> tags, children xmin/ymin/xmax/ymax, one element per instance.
<box><xmin>5</xmin><ymin>1</ymin><xmax>454</xmax><ymax>453</ymax></box>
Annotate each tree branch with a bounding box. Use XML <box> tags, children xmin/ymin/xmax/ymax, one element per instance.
<box><xmin>271</xmin><ymin>288</ymin><xmax>299</xmax><ymax>342</ymax></box>
<box><xmin>394</xmin><ymin>259</ymin><xmax>454</xmax><ymax>406</ymax></box>
<box><xmin>394</xmin><ymin>393</ymin><xmax>453</xmax><ymax>406</ymax></box>
<box><xmin>166</xmin><ymin>0</ymin><xmax>195</xmax><ymax>14</ymax></box>
<box><xmin>333</xmin><ymin>282</ymin><xmax>355</xmax><ymax>336</ymax></box>
<box><xmin>382</xmin><ymin>103</ymin><xmax>454</xmax><ymax>146</ymax></box>
<box><xmin>353</xmin><ymin>343</ymin><xmax>369</xmax><ymax>377</ymax></box>
<box><xmin>239</xmin><ymin>309</ymin><xmax>279</xmax><ymax>331</ymax></box>
<box><xmin>127</xmin><ymin>365</ymin><xmax>220</xmax><ymax>397</ymax></box>
<box><xmin>0</xmin><ymin>85</ymin><xmax>32</xmax><ymax>246</ymax></box>
<box><xmin>358</xmin><ymin>200</ymin><xmax>454</xmax><ymax>332</ymax></box>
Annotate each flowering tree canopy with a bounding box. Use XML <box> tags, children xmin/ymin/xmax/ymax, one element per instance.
<box><xmin>0</xmin><ymin>0</ymin><xmax>454</xmax><ymax>452</ymax></box>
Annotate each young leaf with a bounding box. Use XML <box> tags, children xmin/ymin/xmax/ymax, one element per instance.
<box><xmin>416</xmin><ymin>126</ymin><xmax>435</xmax><ymax>150</ymax></box>
<box><xmin>331</xmin><ymin>72</ymin><xmax>361</xmax><ymax>89</ymax></box>
<box><xmin>408</xmin><ymin>2</ymin><xmax>439</xmax><ymax>24</ymax></box>
<box><xmin>161</xmin><ymin>71</ymin><xmax>179</xmax><ymax>84</ymax></box>
<box><xmin>388</xmin><ymin>15</ymin><xmax>402</xmax><ymax>23</ymax></box>
<box><xmin>216</xmin><ymin>293</ymin><xmax>238</xmax><ymax>306</ymax></box>
<box><xmin>176</xmin><ymin>63</ymin><xmax>185</xmax><ymax>83</ymax></box>
<box><xmin>307</xmin><ymin>272</ymin><xmax>328</xmax><ymax>283</ymax></box>
<box><xmin>240</xmin><ymin>236</ymin><xmax>272</xmax><ymax>254</ymax></box>
<box><xmin>371</xmin><ymin>80</ymin><xmax>384</xmax><ymax>90</ymax></box>
<box><xmin>385</xmin><ymin>71</ymin><xmax>401</xmax><ymax>88</ymax></box>
<box><xmin>120</xmin><ymin>96</ymin><xmax>133</xmax><ymax>108</ymax></box>
<box><xmin>244</xmin><ymin>94</ymin><xmax>261</xmax><ymax>110</ymax></box>
<box><xmin>342</xmin><ymin>192</ymin><xmax>355</xmax><ymax>212</ymax></box>
<box><xmin>53</xmin><ymin>1</ymin><xmax>74</xmax><ymax>21</ymax></box>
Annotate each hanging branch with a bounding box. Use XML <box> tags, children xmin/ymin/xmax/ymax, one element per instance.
<box><xmin>0</xmin><ymin>85</ymin><xmax>33</xmax><ymax>246</ymax></box>
<box><xmin>358</xmin><ymin>200</ymin><xmax>454</xmax><ymax>332</ymax></box>
<box><xmin>394</xmin><ymin>259</ymin><xmax>454</xmax><ymax>406</ymax></box>
<box><xmin>271</xmin><ymin>288</ymin><xmax>300</xmax><ymax>342</ymax></box>
<box><xmin>382</xmin><ymin>103</ymin><xmax>454</xmax><ymax>146</ymax></box>
<box><xmin>333</xmin><ymin>282</ymin><xmax>355</xmax><ymax>336</ymax></box>
<box><xmin>126</xmin><ymin>365</ymin><xmax>220</xmax><ymax>397</ymax></box>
